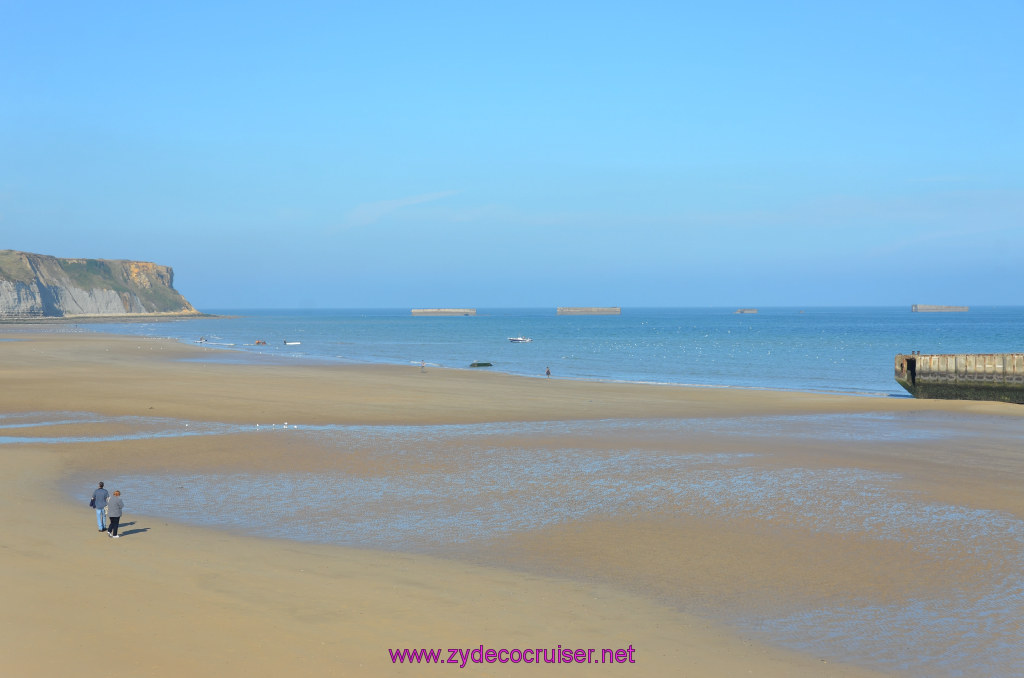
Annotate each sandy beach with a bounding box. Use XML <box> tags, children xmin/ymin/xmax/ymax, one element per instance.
<box><xmin>3</xmin><ymin>331</ymin><xmax>1022</xmax><ymax>677</ymax></box>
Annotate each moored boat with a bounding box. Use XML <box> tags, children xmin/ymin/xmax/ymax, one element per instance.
<box><xmin>508</xmin><ymin>336</ymin><xmax>532</xmax><ymax>343</ymax></box>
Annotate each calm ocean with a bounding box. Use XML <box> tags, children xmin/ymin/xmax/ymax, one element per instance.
<box><xmin>83</xmin><ymin>306</ymin><xmax>1024</xmax><ymax>396</ymax></box>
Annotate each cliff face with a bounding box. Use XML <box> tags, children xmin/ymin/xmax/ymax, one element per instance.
<box><xmin>0</xmin><ymin>250</ymin><xmax>199</xmax><ymax>317</ymax></box>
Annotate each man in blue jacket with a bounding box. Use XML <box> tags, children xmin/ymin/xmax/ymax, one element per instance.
<box><xmin>91</xmin><ymin>482</ymin><xmax>109</xmax><ymax>532</ymax></box>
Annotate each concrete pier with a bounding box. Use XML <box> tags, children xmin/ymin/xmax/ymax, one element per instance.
<box><xmin>895</xmin><ymin>353</ymin><xmax>1024</xmax><ymax>403</ymax></box>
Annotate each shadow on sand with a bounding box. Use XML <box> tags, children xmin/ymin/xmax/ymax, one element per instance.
<box><xmin>116</xmin><ymin>521</ymin><xmax>150</xmax><ymax>537</ymax></box>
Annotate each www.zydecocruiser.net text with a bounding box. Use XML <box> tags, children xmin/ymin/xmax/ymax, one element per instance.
<box><xmin>390</xmin><ymin>644</ymin><xmax>637</xmax><ymax>667</ymax></box>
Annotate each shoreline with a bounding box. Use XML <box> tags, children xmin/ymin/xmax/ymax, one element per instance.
<box><xmin>4</xmin><ymin>331</ymin><xmax>1022</xmax><ymax>676</ymax></box>
<box><xmin>0</xmin><ymin>319</ymin><xmax>943</xmax><ymax>400</ymax></box>
<box><xmin>14</xmin><ymin>306</ymin><xmax>1024</xmax><ymax>400</ymax></box>
<box><xmin>5</xmin><ymin>330</ymin><xmax>1019</xmax><ymax>425</ymax></box>
<box><xmin>0</xmin><ymin>312</ymin><xmax>221</xmax><ymax>324</ymax></box>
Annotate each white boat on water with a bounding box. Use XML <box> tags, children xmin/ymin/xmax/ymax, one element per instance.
<box><xmin>508</xmin><ymin>336</ymin><xmax>533</xmax><ymax>343</ymax></box>
<box><xmin>284</xmin><ymin>341</ymin><xmax>302</xmax><ymax>345</ymax></box>
<box><xmin>195</xmin><ymin>337</ymin><xmax>235</xmax><ymax>346</ymax></box>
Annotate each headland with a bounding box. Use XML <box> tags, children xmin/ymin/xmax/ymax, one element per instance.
<box><xmin>0</xmin><ymin>249</ymin><xmax>199</xmax><ymax>318</ymax></box>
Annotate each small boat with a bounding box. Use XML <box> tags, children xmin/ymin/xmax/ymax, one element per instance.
<box><xmin>283</xmin><ymin>341</ymin><xmax>302</xmax><ymax>346</ymax></box>
<box><xmin>508</xmin><ymin>336</ymin><xmax>533</xmax><ymax>343</ymax></box>
<box><xmin>469</xmin><ymin>361</ymin><xmax>493</xmax><ymax>367</ymax></box>
<box><xmin>195</xmin><ymin>337</ymin><xmax>235</xmax><ymax>346</ymax></box>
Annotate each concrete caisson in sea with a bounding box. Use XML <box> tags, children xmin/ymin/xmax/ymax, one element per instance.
<box><xmin>556</xmin><ymin>307</ymin><xmax>620</xmax><ymax>315</ymax></box>
<box><xmin>912</xmin><ymin>305</ymin><xmax>969</xmax><ymax>312</ymax></box>
<box><xmin>411</xmin><ymin>308</ymin><xmax>476</xmax><ymax>316</ymax></box>
<box><xmin>894</xmin><ymin>353</ymin><xmax>1024</xmax><ymax>404</ymax></box>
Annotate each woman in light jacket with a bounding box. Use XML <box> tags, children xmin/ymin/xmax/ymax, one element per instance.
<box><xmin>106</xmin><ymin>490</ymin><xmax>124</xmax><ymax>538</ymax></box>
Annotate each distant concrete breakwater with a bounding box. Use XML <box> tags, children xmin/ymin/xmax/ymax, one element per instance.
<box><xmin>411</xmin><ymin>308</ymin><xmax>476</xmax><ymax>316</ymax></box>
<box><xmin>411</xmin><ymin>307</ymin><xmax>622</xmax><ymax>316</ymax></box>
<box><xmin>556</xmin><ymin>307</ymin><xmax>620</xmax><ymax>315</ymax></box>
<box><xmin>912</xmin><ymin>305</ymin><xmax>969</xmax><ymax>312</ymax></box>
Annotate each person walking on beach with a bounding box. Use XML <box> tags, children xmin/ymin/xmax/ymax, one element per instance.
<box><xmin>545</xmin><ymin>366</ymin><xmax>551</xmax><ymax>378</ymax></box>
<box><xmin>106</xmin><ymin>490</ymin><xmax>124</xmax><ymax>539</ymax></box>
<box><xmin>91</xmin><ymin>482</ymin><xmax>109</xmax><ymax>532</ymax></box>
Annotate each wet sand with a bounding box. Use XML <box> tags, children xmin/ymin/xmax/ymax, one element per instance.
<box><xmin>3</xmin><ymin>331</ymin><xmax>1022</xmax><ymax>676</ymax></box>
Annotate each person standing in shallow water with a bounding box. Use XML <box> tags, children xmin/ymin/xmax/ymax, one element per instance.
<box><xmin>106</xmin><ymin>490</ymin><xmax>124</xmax><ymax>538</ymax></box>
<box><xmin>91</xmin><ymin>482</ymin><xmax>108</xmax><ymax>532</ymax></box>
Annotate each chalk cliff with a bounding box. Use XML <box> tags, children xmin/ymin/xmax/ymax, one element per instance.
<box><xmin>0</xmin><ymin>250</ymin><xmax>199</xmax><ymax>317</ymax></box>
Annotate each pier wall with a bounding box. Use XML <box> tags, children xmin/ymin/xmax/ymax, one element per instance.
<box><xmin>895</xmin><ymin>353</ymin><xmax>1024</xmax><ymax>403</ymax></box>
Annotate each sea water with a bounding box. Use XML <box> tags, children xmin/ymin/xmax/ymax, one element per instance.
<box><xmin>73</xmin><ymin>306</ymin><xmax>1024</xmax><ymax>395</ymax></box>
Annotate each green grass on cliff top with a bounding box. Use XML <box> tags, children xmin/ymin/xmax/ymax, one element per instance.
<box><xmin>59</xmin><ymin>259</ymin><xmax>187</xmax><ymax>311</ymax></box>
<box><xmin>0</xmin><ymin>250</ymin><xmax>36</xmax><ymax>283</ymax></box>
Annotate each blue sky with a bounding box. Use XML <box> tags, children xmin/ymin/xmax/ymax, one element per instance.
<box><xmin>2</xmin><ymin>1</ymin><xmax>1021</xmax><ymax>309</ymax></box>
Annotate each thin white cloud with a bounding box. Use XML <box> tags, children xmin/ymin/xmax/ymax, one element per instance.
<box><xmin>865</xmin><ymin>224</ymin><xmax>1013</xmax><ymax>259</ymax></box>
<box><xmin>909</xmin><ymin>176</ymin><xmax>973</xmax><ymax>184</ymax></box>
<box><xmin>341</xmin><ymin>190</ymin><xmax>459</xmax><ymax>230</ymax></box>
